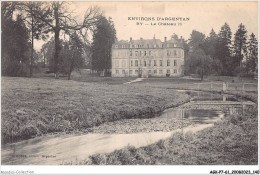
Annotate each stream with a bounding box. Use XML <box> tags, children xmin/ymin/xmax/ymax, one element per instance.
<box><xmin>1</xmin><ymin>90</ymin><xmax>252</xmax><ymax>165</ymax></box>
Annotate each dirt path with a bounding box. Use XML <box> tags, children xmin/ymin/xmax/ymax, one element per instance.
<box><xmin>124</xmin><ymin>78</ymin><xmax>145</xmax><ymax>84</ymax></box>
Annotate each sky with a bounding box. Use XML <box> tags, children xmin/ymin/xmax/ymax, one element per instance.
<box><xmin>34</xmin><ymin>1</ymin><xmax>258</xmax><ymax>50</ymax></box>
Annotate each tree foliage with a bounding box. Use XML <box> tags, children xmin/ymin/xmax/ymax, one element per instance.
<box><xmin>59</xmin><ymin>33</ymin><xmax>84</xmax><ymax>80</ymax></box>
<box><xmin>2</xmin><ymin>2</ymin><xmax>30</xmax><ymax>76</ymax></box>
<box><xmin>31</xmin><ymin>2</ymin><xmax>100</xmax><ymax>78</ymax></box>
<box><xmin>185</xmin><ymin>30</ymin><xmax>213</xmax><ymax>80</ymax></box>
<box><xmin>233</xmin><ymin>23</ymin><xmax>248</xmax><ymax>75</ymax></box>
<box><xmin>91</xmin><ymin>16</ymin><xmax>117</xmax><ymax>74</ymax></box>
<box><xmin>18</xmin><ymin>2</ymin><xmax>50</xmax><ymax>76</ymax></box>
<box><xmin>245</xmin><ymin>33</ymin><xmax>258</xmax><ymax>75</ymax></box>
<box><xmin>215</xmin><ymin>23</ymin><xmax>233</xmax><ymax>75</ymax></box>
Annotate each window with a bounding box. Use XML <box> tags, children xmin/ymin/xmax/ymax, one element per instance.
<box><xmin>154</xmin><ymin>44</ymin><xmax>156</xmax><ymax>48</ymax></box>
<box><xmin>149</xmin><ymin>60</ymin><xmax>151</xmax><ymax>66</ymax></box>
<box><xmin>122</xmin><ymin>60</ymin><xmax>126</xmax><ymax>68</ymax></box>
<box><xmin>115</xmin><ymin>45</ymin><xmax>118</xmax><ymax>48</ymax></box>
<box><xmin>129</xmin><ymin>70</ymin><xmax>133</xmax><ymax>74</ymax></box>
<box><xmin>115</xmin><ymin>60</ymin><xmax>119</xmax><ymax>67</ymax></box>
<box><xmin>160</xmin><ymin>60</ymin><xmax>163</xmax><ymax>66</ymax></box>
<box><xmin>167</xmin><ymin>44</ymin><xmax>169</xmax><ymax>47</ymax></box>
<box><xmin>174</xmin><ymin>60</ymin><xmax>177</xmax><ymax>66</ymax></box>
<box><xmin>116</xmin><ymin>70</ymin><xmax>119</xmax><ymax>74</ymax></box>
<box><xmin>131</xmin><ymin>60</ymin><xmax>133</xmax><ymax>67</ymax></box>
<box><xmin>149</xmin><ymin>51</ymin><xmax>152</xmax><ymax>56</ymax></box>
<box><xmin>130</xmin><ymin>50</ymin><xmax>132</xmax><ymax>56</ymax></box>
<box><xmin>159</xmin><ymin>70</ymin><xmax>163</xmax><ymax>74</ymax></box>
<box><xmin>135</xmin><ymin>70</ymin><xmax>139</xmax><ymax>74</ymax></box>
<box><xmin>144</xmin><ymin>51</ymin><xmax>147</xmax><ymax>56</ymax></box>
<box><xmin>167</xmin><ymin>50</ymin><xmax>171</xmax><ymax>56</ymax></box>
<box><xmin>167</xmin><ymin>70</ymin><xmax>170</xmax><ymax>74</ymax></box>
<box><xmin>167</xmin><ymin>60</ymin><xmax>170</xmax><ymax>66</ymax></box>
<box><xmin>122</xmin><ymin>45</ymin><xmax>125</xmax><ymax>48</ymax></box>
<box><xmin>140</xmin><ymin>51</ymin><xmax>142</xmax><ymax>56</ymax></box>
<box><xmin>174</xmin><ymin>50</ymin><xmax>177</xmax><ymax>56</ymax></box>
<box><xmin>154</xmin><ymin>60</ymin><xmax>157</xmax><ymax>66</ymax></box>
<box><xmin>135</xmin><ymin>60</ymin><xmax>138</xmax><ymax>66</ymax></box>
<box><xmin>154</xmin><ymin>70</ymin><xmax>157</xmax><ymax>74</ymax></box>
<box><xmin>130</xmin><ymin>45</ymin><xmax>132</xmax><ymax>48</ymax></box>
<box><xmin>122</xmin><ymin>70</ymin><xmax>126</xmax><ymax>74</ymax></box>
<box><xmin>148</xmin><ymin>70</ymin><xmax>152</xmax><ymax>74</ymax></box>
<box><xmin>174</xmin><ymin>44</ymin><xmax>177</xmax><ymax>47</ymax></box>
<box><xmin>135</xmin><ymin>51</ymin><xmax>138</xmax><ymax>56</ymax></box>
<box><xmin>177</xmin><ymin>50</ymin><xmax>181</xmax><ymax>57</ymax></box>
<box><xmin>174</xmin><ymin>69</ymin><xmax>177</xmax><ymax>73</ymax></box>
<box><xmin>144</xmin><ymin>61</ymin><xmax>146</xmax><ymax>67</ymax></box>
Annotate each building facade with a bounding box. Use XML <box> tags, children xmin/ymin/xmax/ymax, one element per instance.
<box><xmin>111</xmin><ymin>36</ymin><xmax>185</xmax><ymax>77</ymax></box>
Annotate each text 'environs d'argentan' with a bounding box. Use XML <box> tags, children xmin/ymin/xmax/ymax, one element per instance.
<box><xmin>128</xmin><ymin>17</ymin><xmax>190</xmax><ymax>21</ymax></box>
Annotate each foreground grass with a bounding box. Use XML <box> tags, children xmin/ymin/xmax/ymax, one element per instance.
<box><xmin>1</xmin><ymin>77</ymin><xmax>190</xmax><ymax>144</ymax></box>
<box><xmin>82</xmin><ymin>104</ymin><xmax>257</xmax><ymax>165</ymax></box>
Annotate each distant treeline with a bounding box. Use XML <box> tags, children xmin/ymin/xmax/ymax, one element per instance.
<box><xmin>183</xmin><ymin>23</ymin><xmax>258</xmax><ymax>79</ymax></box>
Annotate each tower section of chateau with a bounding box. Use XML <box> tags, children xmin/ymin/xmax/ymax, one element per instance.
<box><xmin>111</xmin><ymin>36</ymin><xmax>184</xmax><ymax>78</ymax></box>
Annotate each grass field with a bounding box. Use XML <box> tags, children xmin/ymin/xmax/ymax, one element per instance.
<box><xmin>1</xmin><ymin>77</ymin><xmax>190</xmax><ymax>144</ymax></box>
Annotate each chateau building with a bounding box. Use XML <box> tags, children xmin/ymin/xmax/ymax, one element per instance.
<box><xmin>111</xmin><ymin>35</ymin><xmax>185</xmax><ymax>77</ymax></box>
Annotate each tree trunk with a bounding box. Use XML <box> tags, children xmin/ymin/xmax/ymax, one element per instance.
<box><xmin>201</xmin><ymin>69</ymin><xmax>204</xmax><ymax>81</ymax></box>
<box><xmin>30</xmin><ymin>15</ymin><xmax>34</xmax><ymax>77</ymax></box>
<box><xmin>68</xmin><ymin>62</ymin><xmax>74</xmax><ymax>80</ymax></box>
<box><xmin>68</xmin><ymin>72</ymin><xmax>71</xmax><ymax>80</ymax></box>
<box><xmin>43</xmin><ymin>50</ymin><xmax>45</xmax><ymax>68</ymax></box>
<box><xmin>54</xmin><ymin>5</ymin><xmax>60</xmax><ymax>79</ymax></box>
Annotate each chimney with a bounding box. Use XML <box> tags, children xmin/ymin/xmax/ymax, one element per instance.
<box><xmin>164</xmin><ymin>37</ymin><xmax>167</xmax><ymax>42</ymax></box>
<box><xmin>130</xmin><ymin>37</ymin><xmax>132</xmax><ymax>42</ymax></box>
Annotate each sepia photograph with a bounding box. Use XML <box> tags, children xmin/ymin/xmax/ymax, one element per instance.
<box><xmin>1</xmin><ymin>0</ymin><xmax>259</xmax><ymax>174</ymax></box>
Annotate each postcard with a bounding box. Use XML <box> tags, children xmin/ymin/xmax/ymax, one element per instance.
<box><xmin>1</xmin><ymin>1</ymin><xmax>258</xmax><ymax>174</ymax></box>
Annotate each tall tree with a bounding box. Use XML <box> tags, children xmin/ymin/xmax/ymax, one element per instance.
<box><xmin>233</xmin><ymin>23</ymin><xmax>248</xmax><ymax>76</ymax></box>
<box><xmin>216</xmin><ymin>23</ymin><xmax>233</xmax><ymax>75</ymax></box>
<box><xmin>188</xmin><ymin>30</ymin><xmax>206</xmax><ymax>51</ymax></box>
<box><xmin>204</xmin><ymin>29</ymin><xmax>219</xmax><ymax>74</ymax></box>
<box><xmin>185</xmin><ymin>30</ymin><xmax>210</xmax><ymax>78</ymax></box>
<box><xmin>91</xmin><ymin>16</ymin><xmax>116</xmax><ymax>74</ymax></box>
<box><xmin>18</xmin><ymin>2</ymin><xmax>50</xmax><ymax>77</ymax></box>
<box><xmin>33</xmin><ymin>2</ymin><xmax>100</xmax><ymax>78</ymax></box>
<box><xmin>245</xmin><ymin>33</ymin><xmax>258</xmax><ymax>74</ymax></box>
<box><xmin>41</xmin><ymin>38</ymin><xmax>55</xmax><ymax>71</ymax></box>
<box><xmin>59</xmin><ymin>33</ymin><xmax>84</xmax><ymax>80</ymax></box>
<box><xmin>2</xmin><ymin>2</ymin><xmax>30</xmax><ymax>76</ymax></box>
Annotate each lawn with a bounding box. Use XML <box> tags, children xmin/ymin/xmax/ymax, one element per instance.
<box><xmin>1</xmin><ymin>77</ymin><xmax>190</xmax><ymax>144</ymax></box>
<box><xmin>134</xmin><ymin>77</ymin><xmax>257</xmax><ymax>94</ymax></box>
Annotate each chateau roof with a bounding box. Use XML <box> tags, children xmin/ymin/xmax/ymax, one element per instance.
<box><xmin>113</xmin><ymin>37</ymin><xmax>183</xmax><ymax>49</ymax></box>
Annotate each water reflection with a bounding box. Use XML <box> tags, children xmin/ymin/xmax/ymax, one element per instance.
<box><xmin>2</xmin><ymin>108</ymin><xmax>225</xmax><ymax>165</ymax></box>
<box><xmin>161</xmin><ymin>109</ymin><xmax>224</xmax><ymax>124</ymax></box>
